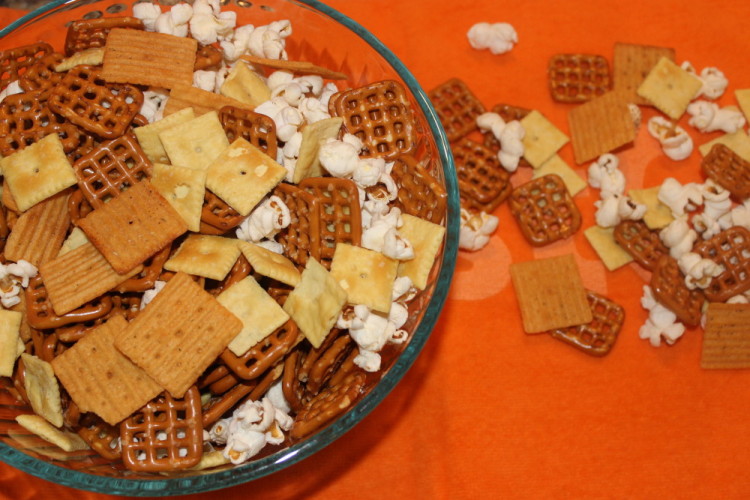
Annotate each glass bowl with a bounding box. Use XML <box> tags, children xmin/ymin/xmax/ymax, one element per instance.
<box><xmin>0</xmin><ymin>0</ymin><xmax>458</xmax><ymax>496</ymax></box>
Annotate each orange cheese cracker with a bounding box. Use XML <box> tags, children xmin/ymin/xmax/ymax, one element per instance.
<box><xmin>114</xmin><ymin>272</ymin><xmax>242</xmax><ymax>398</ymax></box>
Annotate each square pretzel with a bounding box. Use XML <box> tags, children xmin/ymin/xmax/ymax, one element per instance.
<box><xmin>428</xmin><ymin>78</ymin><xmax>485</xmax><ymax>142</ymax></box>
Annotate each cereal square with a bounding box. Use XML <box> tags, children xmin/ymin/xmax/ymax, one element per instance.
<box><xmin>637</xmin><ymin>57</ymin><xmax>702</xmax><ymax>120</ymax></box>
<box><xmin>520</xmin><ymin>110</ymin><xmax>569</xmax><ymax>168</ymax></box>
<box><xmin>330</xmin><ymin>243</ymin><xmax>399</xmax><ymax>313</ymax></box>
<box><xmin>701</xmin><ymin>303</ymin><xmax>750</xmax><ymax>369</ymax></box>
<box><xmin>568</xmin><ymin>90</ymin><xmax>636</xmax><ymax>165</ymax></box>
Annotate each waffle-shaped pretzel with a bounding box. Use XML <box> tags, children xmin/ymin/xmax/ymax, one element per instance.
<box><xmin>427</xmin><ymin>78</ymin><xmax>485</xmax><ymax>142</ymax></box>
<box><xmin>68</xmin><ymin>188</ymin><xmax>94</xmax><ymax>224</ymax></box>
<box><xmin>290</xmin><ymin>371</ymin><xmax>366</xmax><ymax>440</ymax></box>
<box><xmin>650</xmin><ymin>256</ymin><xmax>704</xmax><ymax>326</ymax></box>
<box><xmin>693</xmin><ymin>226</ymin><xmax>750</xmax><ymax>302</ymax></box>
<box><xmin>73</xmin><ymin>134</ymin><xmax>152</xmax><ymax>209</ymax></box>
<box><xmin>701</xmin><ymin>143</ymin><xmax>750</xmax><ymax>200</ymax></box>
<box><xmin>201</xmin><ymin>365</ymin><xmax>280</xmax><ymax>428</ymax></box>
<box><xmin>548</xmin><ymin>54</ymin><xmax>611</xmax><ymax>103</ymax></box>
<box><xmin>329</xmin><ymin>80</ymin><xmax>418</xmax><ymax>161</ymax></box>
<box><xmin>48</xmin><ymin>65</ymin><xmax>144</xmax><ymax>139</ymax></box>
<box><xmin>482</xmin><ymin>103</ymin><xmax>532</xmax><ymax>155</ymax></box>
<box><xmin>305</xmin><ymin>333</ymin><xmax>355</xmax><ymax>395</ymax></box>
<box><xmin>25</xmin><ymin>275</ymin><xmax>114</xmax><ymax>330</ymax></box>
<box><xmin>0</xmin><ymin>42</ymin><xmax>53</xmax><ymax>91</ymax></box>
<box><xmin>220</xmin><ymin>319</ymin><xmax>300</xmax><ymax>380</ymax></box>
<box><xmin>55</xmin><ymin>293</ymin><xmax>141</xmax><ymax>343</ymax></box>
<box><xmin>0</xmin><ymin>91</ymin><xmax>95</xmax><ymax>160</ymax></box>
<box><xmin>18</xmin><ymin>52</ymin><xmax>66</xmax><ymax>99</ymax></box>
<box><xmin>453</xmin><ymin>137</ymin><xmax>513</xmax><ymax>212</ymax></box>
<box><xmin>273</xmin><ymin>182</ymin><xmax>322</xmax><ymax>268</ymax></box>
<box><xmin>509</xmin><ymin>174</ymin><xmax>582</xmax><ymax>246</ymax></box>
<box><xmin>120</xmin><ymin>386</ymin><xmax>203</xmax><ymax>472</ymax></box>
<box><xmin>194</xmin><ymin>44</ymin><xmax>223</xmax><ymax>71</ymax></box>
<box><xmin>548</xmin><ymin>290</ymin><xmax>624</xmax><ymax>356</ymax></box>
<box><xmin>613</xmin><ymin>219</ymin><xmax>669</xmax><ymax>271</ymax></box>
<box><xmin>299</xmin><ymin>177</ymin><xmax>362</xmax><ymax>269</ymax></box>
<box><xmin>64</xmin><ymin>17</ymin><xmax>144</xmax><ymax>56</ymax></box>
<box><xmin>78</xmin><ymin>413</ymin><xmax>122</xmax><ymax>461</ymax></box>
<box><xmin>199</xmin><ymin>190</ymin><xmax>246</xmax><ymax>235</ymax></box>
<box><xmin>390</xmin><ymin>153</ymin><xmax>447</xmax><ymax>224</ymax></box>
<box><xmin>219</xmin><ymin>105</ymin><xmax>278</xmax><ymax>160</ymax></box>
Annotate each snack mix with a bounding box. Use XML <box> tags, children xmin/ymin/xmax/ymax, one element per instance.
<box><xmin>0</xmin><ymin>0</ymin><xmax>449</xmax><ymax>472</ymax></box>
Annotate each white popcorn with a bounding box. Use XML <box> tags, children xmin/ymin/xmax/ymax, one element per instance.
<box><xmin>639</xmin><ymin>285</ymin><xmax>686</xmax><ymax>347</ymax></box>
<box><xmin>132</xmin><ymin>2</ymin><xmax>161</xmax><ymax>31</ymax></box>
<box><xmin>361</xmin><ymin>207</ymin><xmax>414</xmax><ymax>260</ymax></box>
<box><xmin>391</xmin><ymin>276</ymin><xmax>416</xmax><ymax>302</ymax></box>
<box><xmin>0</xmin><ymin>80</ymin><xmax>23</xmax><ymax>103</ymax></box>
<box><xmin>5</xmin><ymin>260</ymin><xmax>38</xmax><ymax>288</ymax></box>
<box><xmin>193</xmin><ymin>70</ymin><xmax>217</xmax><ymax>92</ymax></box>
<box><xmin>476</xmin><ymin>112</ymin><xmax>524</xmax><ymax>172</ymax></box>
<box><xmin>686</xmin><ymin>100</ymin><xmax>746</xmax><ymax>134</ymax></box>
<box><xmin>154</xmin><ymin>3</ymin><xmax>193</xmax><ymax>38</ymax></box>
<box><xmin>719</xmin><ymin>199</ymin><xmax>750</xmax><ymax>231</ymax></box>
<box><xmin>266</xmin><ymin>380</ymin><xmax>291</xmax><ymax>415</ymax></box>
<box><xmin>354</xmin><ymin>349</ymin><xmax>382</xmax><ymax>372</ymax></box>
<box><xmin>693</xmin><ymin>180</ymin><xmax>732</xmax><ymax>239</ymax></box>
<box><xmin>681</xmin><ymin>61</ymin><xmax>729</xmax><ymax>99</ymax></box>
<box><xmin>255</xmin><ymin>97</ymin><xmax>303</xmax><ymax>142</ymax></box>
<box><xmin>0</xmin><ymin>259</ymin><xmax>38</xmax><ymax>307</ymax></box>
<box><xmin>352</xmin><ymin>158</ymin><xmax>386</xmax><ymax>188</ymax></box>
<box><xmin>140</xmin><ymin>280</ymin><xmax>166</xmax><ymax>310</ymax></box>
<box><xmin>255</xmin><ymin>239</ymin><xmax>284</xmax><ymax>254</ymax></box>
<box><xmin>727</xmin><ymin>292</ymin><xmax>750</xmax><ymax>304</ymax></box>
<box><xmin>348</xmin><ymin>302</ymin><xmax>409</xmax><ymax>372</ymax></box>
<box><xmin>139</xmin><ymin>89</ymin><xmax>168</xmax><ymax>123</ymax></box>
<box><xmin>298</xmin><ymin>96</ymin><xmax>331</xmax><ymax>123</ymax></box>
<box><xmin>236</xmin><ymin>195</ymin><xmax>291</xmax><ymax>243</ymax></box>
<box><xmin>247</xmin><ymin>20</ymin><xmax>292</xmax><ymax>60</ymax></box>
<box><xmin>628</xmin><ymin>103</ymin><xmax>642</xmax><ymax>129</ymax></box>
<box><xmin>647</xmin><ymin>116</ymin><xmax>693</xmax><ymax>161</ymax></box>
<box><xmin>0</xmin><ymin>283</ymin><xmax>21</xmax><ymax>309</ymax></box>
<box><xmin>459</xmin><ymin>208</ymin><xmax>499</xmax><ymax>251</ymax></box>
<box><xmin>659</xmin><ymin>215</ymin><xmax>698</xmax><ymax>260</ymax></box>
<box><xmin>594</xmin><ymin>194</ymin><xmax>646</xmax><ymax>228</ymax></box>
<box><xmin>220</xmin><ymin>24</ymin><xmax>255</xmax><ymax>62</ymax></box>
<box><xmin>677</xmin><ymin>252</ymin><xmax>724</xmax><ymax>290</ymax></box>
<box><xmin>189</xmin><ymin>0</ymin><xmax>236</xmax><ymax>45</ymax></box>
<box><xmin>658</xmin><ymin>177</ymin><xmax>703</xmax><ymax>217</ymax></box>
<box><xmin>467</xmin><ymin>22</ymin><xmax>518</xmax><ymax>54</ymax></box>
<box><xmin>588</xmin><ymin>153</ymin><xmax>625</xmax><ymax>198</ymax></box>
<box><xmin>319</xmin><ymin>137</ymin><xmax>360</xmax><ymax>178</ymax></box>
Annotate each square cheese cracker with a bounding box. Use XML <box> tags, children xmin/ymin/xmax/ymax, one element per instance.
<box><xmin>283</xmin><ymin>257</ymin><xmax>347</xmax><ymax>349</ymax></box>
<box><xmin>151</xmin><ymin>162</ymin><xmax>206</xmax><ymax>232</ymax></box>
<box><xmin>628</xmin><ymin>186</ymin><xmax>674</xmax><ymax>229</ymax></box>
<box><xmin>637</xmin><ymin>57</ymin><xmax>702</xmax><ymax>120</ymax></box>
<box><xmin>533</xmin><ymin>155</ymin><xmax>587</xmax><ymax>196</ymax></box>
<box><xmin>330</xmin><ymin>243</ymin><xmax>398</xmax><ymax>313</ymax></box>
<box><xmin>218</xmin><ymin>276</ymin><xmax>290</xmax><ymax>356</ymax></box>
<box><xmin>238</xmin><ymin>240</ymin><xmax>300</xmax><ymax>286</ymax></box>
<box><xmin>165</xmin><ymin>234</ymin><xmax>241</xmax><ymax>281</ymax></box>
<box><xmin>51</xmin><ymin>315</ymin><xmax>163</xmax><ymax>426</ymax></box>
<box><xmin>294</xmin><ymin>117</ymin><xmax>344</xmax><ymax>182</ymax></box>
<box><xmin>397</xmin><ymin>214</ymin><xmax>446</xmax><ymax>290</ymax></box>
<box><xmin>0</xmin><ymin>133</ymin><xmax>78</xmax><ymax>212</ymax></box>
<box><xmin>0</xmin><ymin>309</ymin><xmax>23</xmax><ymax>377</ymax></box>
<box><xmin>15</xmin><ymin>414</ymin><xmax>89</xmax><ymax>452</ymax></box>
<box><xmin>134</xmin><ymin>107</ymin><xmax>196</xmax><ymax>164</ymax></box>
<box><xmin>21</xmin><ymin>353</ymin><xmax>64</xmax><ymax>428</ymax></box>
<box><xmin>520</xmin><ymin>110</ymin><xmax>570</xmax><ymax>168</ymax></box>
<box><xmin>160</xmin><ymin>111</ymin><xmax>230</xmax><ymax>171</ymax></box>
<box><xmin>584</xmin><ymin>225</ymin><xmax>634</xmax><ymax>271</ymax></box>
<box><xmin>115</xmin><ymin>272</ymin><xmax>242</xmax><ymax>398</ymax></box>
<box><xmin>206</xmin><ymin>138</ymin><xmax>287</xmax><ymax>216</ymax></box>
<box><xmin>220</xmin><ymin>61</ymin><xmax>272</xmax><ymax>107</ymax></box>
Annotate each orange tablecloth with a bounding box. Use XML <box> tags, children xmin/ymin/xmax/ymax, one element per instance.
<box><xmin>2</xmin><ymin>1</ymin><xmax>750</xmax><ymax>498</ymax></box>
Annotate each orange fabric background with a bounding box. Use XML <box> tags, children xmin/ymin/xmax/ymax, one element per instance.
<box><xmin>2</xmin><ymin>1</ymin><xmax>750</xmax><ymax>498</ymax></box>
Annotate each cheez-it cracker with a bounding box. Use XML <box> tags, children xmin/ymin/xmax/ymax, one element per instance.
<box><xmin>78</xmin><ymin>180</ymin><xmax>187</xmax><ymax>274</ymax></box>
<box><xmin>114</xmin><ymin>272</ymin><xmax>242</xmax><ymax>398</ymax></box>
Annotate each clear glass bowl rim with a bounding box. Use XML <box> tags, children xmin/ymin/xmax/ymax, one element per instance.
<box><xmin>0</xmin><ymin>0</ymin><xmax>460</xmax><ymax>495</ymax></box>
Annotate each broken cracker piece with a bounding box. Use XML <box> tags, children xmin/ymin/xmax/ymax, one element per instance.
<box><xmin>21</xmin><ymin>353</ymin><xmax>63</xmax><ymax>428</ymax></box>
<box><xmin>15</xmin><ymin>414</ymin><xmax>89</xmax><ymax>452</ymax></box>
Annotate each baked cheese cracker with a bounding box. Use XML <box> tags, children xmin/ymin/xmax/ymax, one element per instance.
<box><xmin>583</xmin><ymin>225</ymin><xmax>634</xmax><ymax>271</ymax></box>
<box><xmin>520</xmin><ymin>110</ymin><xmax>570</xmax><ymax>168</ymax></box>
<box><xmin>735</xmin><ymin>89</ymin><xmax>750</xmax><ymax>123</ymax></box>
<box><xmin>238</xmin><ymin>240</ymin><xmax>300</xmax><ymax>286</ymax></box>
<box><xmin>509</xmin><ymin>254</ymin><xmax>592</xmax><ymax>334</ymax></box>
<box><xmin>698</xmin><ymin>129</ymin><xmax>750</xmax><ymax>162</ymax></box>
<box><xmin>160</xmin><ymin>111</ymin><xmax>230</xmax><ymax>171</ymax></box>
<box><xmin>701</xmin><ymin>303</ymin><xmax>750</xmax><ymax>369</ymax></box>
<box><xmin>637</xmin><ymin>57</ymin><xmax>702</xmax><ymax>120</ymax></box>
<box><xmin>2</xmin><ymin>179</ymin><xmax>19</xmax><ymax>213</ymax></box>
<box><xmin>58</xmin><ymin>227</ymin><xmax>89</xmax><ymax>257</ymax></box>
<box><xmin>165</xmin><ymin>234</ymin><xmax>241</xmax><ymax>281</ymax></box>
<box><xmin>133</xmin><ymin>107</ymin><xmax>196</xmax><ymax>164</ymax></box>
<box><xmin>0</xmin><ymin>133</ymin><xmax>78</xmax><ymax>212</ymax></box>
<box><xmin>102</xmin><ymin>28</ymin><xmax>196</xmax><ymax>89</ymax></box>
<box><xmin>0</xmin><ymin>309</ymin><xmax>23</xmax><ymax>377</ymax></box>
<box><xmin>220</xmin><ymin>61</ymin><xmax>272</xmax><ymax>107</ymax></box>
<box><xmin>39</xmin><ymin>242</ymin><xmax>143</xmax><ymax>315</ymax></box>
<box><xmin>114</xmin><ymin>272</ymin><xmax>242</xmax><ymax>398</ymax></box>
<box><xmin>151</xmin><ymin>162</ymin><xmax>206</xmax><ymax>232</ymax></box>
<box><xmin>283</xmin><ymin>257</ymin><xmax>347</xmax><ymax>349</ymax></box>
<box><xmin>51</xmin><ymin>315</ymin><xmax>163</xmax><ymax>426</ymax></box>
<box><xmin>613</xmin><ymin>42</ymin><xmax>676</xmax><ymax>106</ymax></box>
<box><xmin>330</xmin><ymin>243</ymin><xmax>398</xmax><ymax>313</ymax></box>
<box><xmin>295</xmin><ymin>117</ymin><xmax>344</xmax><ymax>182</ymax></box>
<box><xmin>206</xmin><ymin>138</ymin><xmax>287</xmax><ymax>216</ymax></box>
<box><xmin>218</xmin><ymin>276</ymin><xmax>290</xmax><ymax>356</ymax></box>
<box><xmin>163</xmin><ymin>84</ymin><xmax>254</xmax><ymax>117</ymax></box>
<box><xmin>397</xmin><ymin>214</ymin><xmax>446</xmax><ymax>290</ymax></box>
<box><xmin>533</xmin><ymin>155</ymin><xmax>587</xmax><ymax>196</ymax></box>
<box><xmin>15</xmin><ymin>414</ymin><xmax>89</xmax><ymax>452</ymax></box>
<box><xmin>5</xmin><ymin>190</ymin><xmax>70</xmax><ymax>266</ymax></box>
<box><xmin>568</xmin><ymin>90</ymin><xmax>636</xmax><ymax>165</ymax></box>
<box><xmin>21</xmin><ymin>353</ymin><xmax>64</xmax><ymax>428</ymax></box>
<box><xmin>54</xmin><ymin>47</ymin><xmax>105</xmax><ymax>72</ymax></box>
<box><xmin>78</xmin><ymin>180</ymin><xmax>187</xmax><ymax>274</ymax></box>
<box><xmin>628</xmin><ymin>186</ymin><xmax>674</xmax><ymax>229</ymax></box>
